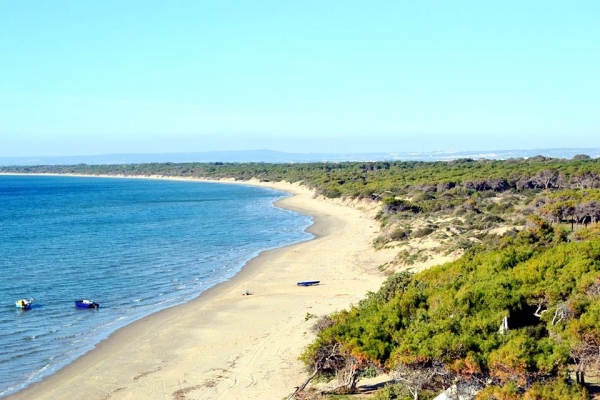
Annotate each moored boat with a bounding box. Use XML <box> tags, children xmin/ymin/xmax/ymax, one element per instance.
<box><xmin>297</xmin><ymin>280</ymin><xmax>320</xmax><ymax>286</ymax></box>
<box><xmin>15</xmin><ymin>298</ymin><xmax>33</xmax><ymax>309</ymax></box>
<box><xmin>75</xmin><ymin>299</ymin><xmax>99</xmax><ymax>309</ymax></box>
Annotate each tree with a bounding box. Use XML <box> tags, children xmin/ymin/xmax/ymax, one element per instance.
<box><xmin>535</xmin><ymin>169</ymin><xmax>559</xmax><ymax>190</ymax></box>
<box><xmin>570</xmin><ymin>172</ymin><xmax>600</xmax><ymax>189</ymax></box>
<box><xmin>566</xmin><ymin>302</ymin><xmax>600</xmax><ymax>385</ymax></box>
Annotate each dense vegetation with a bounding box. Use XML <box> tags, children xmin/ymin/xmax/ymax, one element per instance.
<box><xmin>533</xmin><ymin>189</ymin><xmax>600</xmax><ymax>225</ymax></box>
<box><xmin>301</xmin><ymin>220</ymin><xmax>600</xmax><ymax>399</ymax></box>
<box><xmin>2</xmin><ymin>155</ymin><xmax>600</xmax><ymax>199</ymax></box>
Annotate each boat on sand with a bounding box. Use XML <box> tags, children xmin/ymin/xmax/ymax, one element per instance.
<box><xmin>296</xmin><ymin>281</ymin><xmax>320</xmax><ymax>286</ymax></box>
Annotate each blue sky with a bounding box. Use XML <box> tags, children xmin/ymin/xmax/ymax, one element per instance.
<box><xmin>1</xmin><ymin>1</ymin><xmax>598</xmax><ymax>157</ymax></box>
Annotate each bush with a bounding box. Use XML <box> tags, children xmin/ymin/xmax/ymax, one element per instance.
<box><xmin>382</xmin><ymin>197</ymin><xmax>421</xmax><ymax>214</ymax></box>
<box><xmin>321</xmin><ymin>187</ymin><xmax>342</xmax><ymax>198</ymax></box>
<box><xmin>372</xmin><ymin>383</ymin><xmax>411</xmax><ymax>400</ymax></box>
<box><xmin>522</xmin><ymin>379</ymin><xmax>588</xmax><ymax>400</ymax></box>
<box><xmin>390</xmin><ymin>228</ymin><xmax>412</xmax><ymax>241</ymax></box>
<box><xmin>373</xmin><ymin>236</ymin><xmax>392</xmax><ymax>249</ymax></box>
<box><xmin>478</xmin><ymin>379</ymin><xmax>589</xmax><ymax>400</ymax></box>
<box><xmin>412</xmin><ymin>192</ymin><xmax>435</xmax><ymax>202</ymax></box>
<box><xmin>411</xmin><ymin>227</ymin><xmax>435</xmax><ymax>239</ymax></box>
<box><xmin>310</xmin><ymin>315</ymin><xmax>334</xmax><ymax>334</ymax></box>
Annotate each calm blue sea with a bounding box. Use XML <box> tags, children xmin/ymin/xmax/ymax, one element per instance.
<box><xmin>0</xmin><ymin>175</ymin><xmax>312</xmax><ymax>397</ymax></box>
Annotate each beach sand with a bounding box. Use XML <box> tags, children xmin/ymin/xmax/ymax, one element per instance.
<box><xmin>6</xmin><ymin>180</ymin><xmax>398</xmax><ymax>400</ymax></box>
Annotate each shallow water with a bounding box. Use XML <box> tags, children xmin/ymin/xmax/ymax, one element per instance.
<box><xmin>0</xmin><ymin>175</ymin><xmax>312</xmax><ymax>397</ymax></box>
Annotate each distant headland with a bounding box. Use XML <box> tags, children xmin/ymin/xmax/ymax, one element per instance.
<box><xmin>1</xmin><ymin>148</ymin><xmax>599</xmax><ymax>166</ymax></box>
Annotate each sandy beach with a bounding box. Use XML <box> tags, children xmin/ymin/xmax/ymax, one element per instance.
<box><xmin>6</xmin><ymin>179</ymin><xmax>397</xmax><ymax>400</ymax></box>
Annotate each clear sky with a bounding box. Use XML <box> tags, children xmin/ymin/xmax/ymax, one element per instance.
<box><xmin>1</xmin><ymin>1</ymin><xmax>598</xmax><ymax>157</ymax></box>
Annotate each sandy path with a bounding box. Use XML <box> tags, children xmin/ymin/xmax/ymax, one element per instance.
<box><xmin>6</xmin><ymin>180</ymin><xmax>396</xmax><ymax>400</ymax></box>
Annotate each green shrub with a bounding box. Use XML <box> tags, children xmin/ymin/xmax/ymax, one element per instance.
<box><xmin>390</xmin><ymin>228</ymin><xmax>412</xmax><ymax>241</ymax></box>
<box><xmin>372</xmin><ymin>383</ymin><xmax>410</xmax><ymax>400</ymax></box>
<box><xmin>412</xmin><ymin>192</ymin><xmax>435</xmax><ymax>202</ymax></box>
<box><xmin>411</xmin><ymin>227</ymin><xmax>435</xmax><ymax>238</ymax></box>
<box><xmin>303</xmin><ymin>222</ymin><xmax>600</xmax><ymax>397</ymax></box>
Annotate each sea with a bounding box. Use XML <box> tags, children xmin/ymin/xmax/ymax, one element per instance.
<box><xmin>0</xmin><ymin>175</ymin><xmax>313</xmax><ymax>397</ymax></box>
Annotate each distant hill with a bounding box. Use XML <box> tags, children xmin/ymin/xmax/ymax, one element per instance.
<box><xmin>1</xmin><ymin>148</ymin><xmax>599</xmax><ymax>166</ymax></box>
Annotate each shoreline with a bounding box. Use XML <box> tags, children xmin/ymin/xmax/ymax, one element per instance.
<box><xmin>5</xmin><ymin>174</ymin><xmax>397</xmax><ymax>400</ymax></box>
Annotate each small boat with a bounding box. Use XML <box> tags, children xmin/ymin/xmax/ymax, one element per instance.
<box><xmin>297</xmin><ymin>281</ymin><xmax>320</xmax><ymax>287</ymax></box>
<box><xmin>15</xmin><ymin>298</ymin><xmax>33</xmax><ymax>310</ymax></box>
<box><xmin>75</xmin><ymin>299</ymin><xmax>99</xmax><ymax>309</ymax></box>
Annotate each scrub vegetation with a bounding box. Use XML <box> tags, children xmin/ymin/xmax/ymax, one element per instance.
<box><xmin>299</xmin><ymin>219</ymin><xmax>600</xmax><ymax>399</ymax></box>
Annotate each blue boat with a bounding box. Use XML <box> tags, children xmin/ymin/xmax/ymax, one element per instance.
<box><xmin>75</xmin><ymin>299</ymin><xmax>99</xmax><ymax>309</ymax></box>
<box><xmin>15</xmin><ymin>298</ymin><xmax>33</xmax><ymax>310</ymax></box>
<box><xmin>297</xmin><ymin>281</ymin><xmax>320</xmax><ymax>286</ymax></box>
